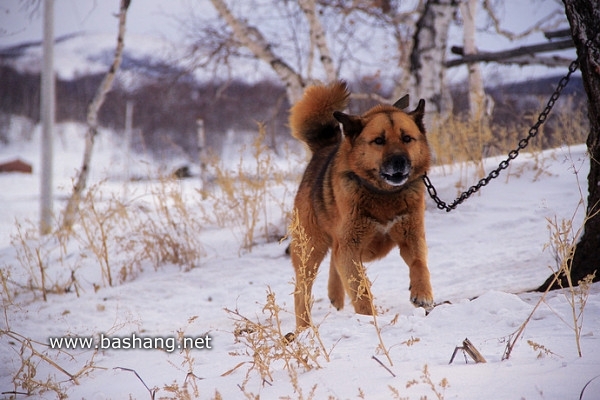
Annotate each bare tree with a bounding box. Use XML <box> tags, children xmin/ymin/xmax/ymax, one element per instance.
<box><xmin>459</xmin><ymin>0</ymin><xmax>486</xmax><ymax>122</ymax></box>
<box><xmin>298</xmin><ymin>0</ymin><xmax>337</xmax><ymax>83</ymax></box>
<box><xmin>409</xmin><ymin>0</ymin><xmax>458</xmax><ymax>117</ymax></box>
<box><xmin>61</xmin><ymin>0</ymin><xmax>131</xmax><ymax>231</ymax></box>
<box><xmin>538</xmin><ymin>0</ymin><xmax>600</xmax><ymax>290</ymax></box>
<box><xmin>482</xmin><ymin>0</ymin><xmax>564</xmax><ymax>41</ymax></box>
<box><xmin>208</xmin><ymin>0</ymin><xmax>306</xmax><ymax>103</ymax></box>
<box><xmin>185</xmin><ymin>0</ymin><xmax>425</xmax><ymax>105</ymax></box>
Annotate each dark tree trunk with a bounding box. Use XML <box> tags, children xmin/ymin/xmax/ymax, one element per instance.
<box><xmin>538</xmin><ymin>0</ymin><xmax>600</xmax><ymax>291</ymax></box>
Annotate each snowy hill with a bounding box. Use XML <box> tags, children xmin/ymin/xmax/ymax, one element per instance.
<box><xmin>0</xmin><ymin>32</ymin><xmax>182</xmax><ymax>82</ymax></box>
<box><xmin>0</xmin><ymin>122</ymin><xmax>599</xmax><ymax>399</ymax></box>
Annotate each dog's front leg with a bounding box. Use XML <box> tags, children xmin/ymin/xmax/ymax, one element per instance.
<box><xmin>397</xmin><ymin>225</ymin><xmax>433</xmax><ymax>309</ymax></box>
<box><xmin>328</xmin><ymin>257</ymin><xmax>345</xmax><ymax>310</ymax></box>
<box><xmin>331</xmin><ymin>240</ymin><xmax>375</xmax><ymax>316</ymax></box>
<box><xmin>291</xmin><ymin>239</ymin><xmax>328</xmax><ymax>330</ymax></box>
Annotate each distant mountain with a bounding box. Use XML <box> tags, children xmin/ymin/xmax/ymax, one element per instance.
<box><xmin>0</xmin><ymin>32</ymin><xmax>183</xmax><ymax>83</ymax></box>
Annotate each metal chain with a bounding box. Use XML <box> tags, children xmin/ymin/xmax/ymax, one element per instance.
<box><xmin>423</xmin><ymin>58</ymin><xmax>580</xmax><ymax>212</ymax></box>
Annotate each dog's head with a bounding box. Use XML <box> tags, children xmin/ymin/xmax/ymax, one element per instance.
<box><xmin>334</xmin><ymin>98</ymin><xmax>430</xmax><ymax>193</ymax></box>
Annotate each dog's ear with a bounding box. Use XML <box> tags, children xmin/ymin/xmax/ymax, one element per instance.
<box><xmin>393</xmin><ymin>94</ymin><xmax>409</xmax><ymax>110</ymax></box>
<box><xmin>409</xmin><ymin>99</ymin><xmax>426</xmax><ymax>132</ymax></box>
<box><xmin>333</xmin><ymin>111</ymin><xmax>363</xmax><ymax>139</ymax></box>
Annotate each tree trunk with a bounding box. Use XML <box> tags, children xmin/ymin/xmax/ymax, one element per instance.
<box><xmin>409</xmin><ymin>0</ymin><xmax>458</xmax><ymax>117</ymax></box>
<box><xmin>298</xmin><ymin>0</ymin><xmax>337</xmax><ymax>83</ymax></box>
<box><xmin>459</xmin><ymin>0</ymin><xmax>485</xmax><ymax>122</ymax></box>
<box><xmin>61</xmin><ymin>0</ymin><xmax>130</xmax><ymax>231</ymax></box>
<box><xmin>209</xmin><ymin>0</ymin><xmax>306</xmax><ymax>103</ymax></box>
<box><xmin>538</xmin><ymin>0</ymin><xmax>600</xmax><ymax>291</ymax></box>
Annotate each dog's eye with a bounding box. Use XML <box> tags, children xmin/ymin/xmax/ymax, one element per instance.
<box><xmin>402</xmin><ymin>135</ymin><xmax>414</xmax><ymax>143</ymax></box>
<box><xmin>373</xmin><ymin>137</ymin><xmax>386</xmax><ymax>145</ymax></box>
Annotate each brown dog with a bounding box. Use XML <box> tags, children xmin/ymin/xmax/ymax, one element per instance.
<box><xmin>289</xmin><ymin>81</ymin><xmax>433</xmax><ymax>329</ymax></box>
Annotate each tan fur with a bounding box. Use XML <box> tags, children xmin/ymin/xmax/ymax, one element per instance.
<box><xmin>289</xmin><ymin>81</ymin><xmax>433</xmax><ymax>329</ymax></box>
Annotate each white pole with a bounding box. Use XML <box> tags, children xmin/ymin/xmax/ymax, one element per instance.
<box><xmin>197</xmin><ymin>119</ymin><xmax>207</xmax><ymax>196</ymax></box>
<box><xmin>40</xmin><ymin>0</ymin><xmax>55</xmax><ymax>235</ymax></box>
<box><xmin>124</xmin><ymin>100</ymin><xmax>133</xmax><ymax>197</ymax></box>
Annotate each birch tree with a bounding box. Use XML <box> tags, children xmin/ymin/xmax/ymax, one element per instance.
<box><xmin>459</xmin><ymin>0</ymin><xmax>486</xmax><ymax>122</ymax></box>
<box><xmin>61</xmin><ymin>0</ymin><xmax>130</xmax><ymax>231</ymax></box>
<box><xmin>409</xmin><ymin>0</ymin><xmax>458</xmax><ymax>117</ymax></box>
<box><xmin>208</xmin><ymin>0</ymin><xmax>306</xmax><ymax>103</ymax></box>
<box><xmin>298</xmin><ymin>0</ymin><xmax>337</xmax><ymax>83</ymax></box>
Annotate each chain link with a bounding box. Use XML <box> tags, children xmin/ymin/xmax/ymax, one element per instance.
<box><xmin>423</xmin><ymin>58</ymin><xmax>580</xmax><ymax>212</ymax></box>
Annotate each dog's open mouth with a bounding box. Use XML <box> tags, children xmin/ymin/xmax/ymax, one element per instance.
<box><xmin>380</xmin><ymin>155</ymin><xmax>411</xmax><ymax>187</ymax></box>
<box><xmin>380</xmin><ymin>171</ymin><xmax>409</xmax><ymax>186</ymax></box>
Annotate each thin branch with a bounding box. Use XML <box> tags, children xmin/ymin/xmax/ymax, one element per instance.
<box><xmin>372</xmin><ymin>355</ymin><xmax>396</xmax><ymax>377</ymax></box>
<box><xmin>482</xmin><ymin>0</ymin><xmax>565</xmax><ymax>41</ymax></box>
<box><xmin>61</xmin><ymin>0</ymin><xmax>130</xmax><ymax>231</ymax></box>
<box><xmin>114</xmin><ymin>367</ymin><xmax>156</xmax><ymax>400</ymax></box>
<box><xmin>446</xmin><ymin>39</ymin><xmax>574</xmax><ymax>67</ymax></box>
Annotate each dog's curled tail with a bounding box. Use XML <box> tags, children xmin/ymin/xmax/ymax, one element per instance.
<box><xmin>289</xmin><ymin>80</ymin><xmax>350</xmax><ymax>153</ymax></box>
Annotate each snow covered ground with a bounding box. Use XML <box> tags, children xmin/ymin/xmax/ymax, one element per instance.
<box><xmin>1</xmin><ymin>122</ymin><xmax>599</xmax><ymax>399</ymax></box>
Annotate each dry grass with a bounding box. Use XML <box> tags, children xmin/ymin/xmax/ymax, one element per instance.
<box><xmin>541</xmin><ymin>214</ymin><xmax>596</xmax><ymax>358</ymax></box>
<box><xmin>353</xmin><ymin>260</ymin><xmax>394</xmax><ymax>366</ymax></box>
<box><xmin>402</xmin><ymin>364</ymin><xmax>449</xmax><ymax>400</ymax></box>
<box><xmin>527</xmin><ymin>340</ymin><xmax>561</xmax><ymax>359</ymax></box>
<box><xmin>224</xmin><ymin>287</ymin><xmax>331</xmax><ymax>385</ymax></box>
<box><xmin>503</xmin><ymin>155</ymin><xmax>595</xmax><ymax>360</ymax></box>
<box><xmin>200</xmin><ymin>124</ymin><xmax>298</xmax><ymax>253</ymax></box>
<box><xmin>428</xmin><ymin>96</ymin><xmax>588</xmax><ymax>190</ymax></box>
<box><xmin>381</xmin><ymin>350</ymin><xmax>449</xmax><ymax>399</ymax></box>
<box><xmin>6</xmin><ymin>172</ymin><xmax>205</xmax><ymax>302</ymax></box>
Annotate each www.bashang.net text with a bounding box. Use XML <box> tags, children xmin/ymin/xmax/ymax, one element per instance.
<box><xmin>48</xmin><ymin>333</ymin><xmax>212</xmax><ymax>353</ymax></box>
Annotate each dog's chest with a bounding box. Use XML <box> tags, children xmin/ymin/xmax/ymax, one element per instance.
<box><xmin>372</xmin><ymin>214</ymin><xmax>406</xmax><ymax>235</ymax></box>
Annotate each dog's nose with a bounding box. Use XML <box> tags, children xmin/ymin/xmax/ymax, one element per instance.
<box><xmin>380</xmin><ymin>154</ymin><xmax>411</xmax><ymax>186</ymax></box>
<box><xmin>383</xmin><ymin>154</ymin><xmax>410</xmax><ymax>174</ymax></box>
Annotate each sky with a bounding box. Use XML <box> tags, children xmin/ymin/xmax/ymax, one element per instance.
<box><xmin>0</xmin><ymin>0</ymin><xmax>568</xmax><ymax>48</ymax></box>
<box><xmin>0</xmin><ymin>0</ymin><xmax>202</xmax><ymax>47</ymax></box>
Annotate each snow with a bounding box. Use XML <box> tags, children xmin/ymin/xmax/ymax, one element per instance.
<box><xmin>1</xmin><ymin>121</ymin><xmax>599</xmax><ymax>400</ymax></box>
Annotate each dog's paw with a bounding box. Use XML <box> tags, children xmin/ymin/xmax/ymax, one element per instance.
<box><xmin>330</xmin><ymin>296</ymin><xmax>344</xmax><ymax>311</ymax></box>
<box><xmin>353</xmin><ymin>300</ymin><xmax>374</xmax><ymax>316</ymax></box>
<box><xmin>410</xmin><ymin>288</ymin><xmax>434</xmax><ymax>311</ymax></box>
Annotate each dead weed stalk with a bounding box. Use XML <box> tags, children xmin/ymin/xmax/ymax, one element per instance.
<box><xmin>224</xmin><ymin>287</ymin><xmax>331</xmax><ymax>385</ymax></box>
<box><xmin>503</xmin><ymin>159</ymin><xmax>596</xmax><ymax>359</ymax></box>
<box><xmin>405</xmin><ymin>364</ymin><xmax>449</xmax><ymax>400</ymax></box>
<box><xmin>201</xmin><ymin>124</ymin><xmax>295</xmax><ymax>253</ymax></box>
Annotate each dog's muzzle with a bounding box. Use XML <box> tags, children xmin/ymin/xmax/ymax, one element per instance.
<box><xmin>380</xmin><ymin>154</ymin><xmax>411</xmax><ymax>186</ymax></box>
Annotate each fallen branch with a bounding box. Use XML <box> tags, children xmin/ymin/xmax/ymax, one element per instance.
<box><xmin>114</xmin><ymin>367</ymin><xmax>156</xmax><ymax>400</ymax></box>
<box><xmin>372</xmin><ymin>355</ymin><xmax>396</xmax><ymax>377</ymax></box>
<box><xmin>449</xmin><ymin>338</ymin><xmax>486</xmax><ymax>364</ymax></box>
